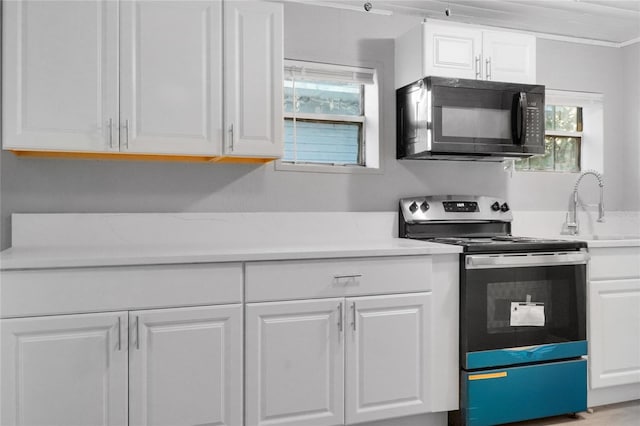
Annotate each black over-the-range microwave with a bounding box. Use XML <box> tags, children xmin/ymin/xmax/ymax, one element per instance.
<box><xmin>396</xmin><ymin>76</ymin><xmax>545</xmax><ymax>161</ymax></box>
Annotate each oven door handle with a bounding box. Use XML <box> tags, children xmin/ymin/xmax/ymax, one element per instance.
<box><xmin>465</xmin><ymin>251</ymin><xmax>590</xmax><ymax>269</ymax></box>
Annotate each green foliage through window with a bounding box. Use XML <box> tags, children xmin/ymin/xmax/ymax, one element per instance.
<box><xmin>515</xmin><ymin>105</ymin><xmax>582</xmax><ymax>172</ymax></box>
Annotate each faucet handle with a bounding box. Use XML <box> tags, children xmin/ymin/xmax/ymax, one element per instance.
<box><xmin>565</xmin><ymin>212</ymin><xmax>578</xmax><ymax>235</ymax></box>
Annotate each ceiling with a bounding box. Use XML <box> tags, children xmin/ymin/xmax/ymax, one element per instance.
<box><xmin>293</xmin><ymin>1</ymin><xmax>640</xmax><ymax>45</ymax></box>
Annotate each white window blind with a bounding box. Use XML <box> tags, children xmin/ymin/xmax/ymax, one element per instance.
<box><xmin>284</xmin><ymin>60</ymin><xmax>375</xmax><ymax>85</ymax></box>
<box><xmin>283</xmin><ymin>60</ymin><xmax>376</xmax><ymax>166</ymax></box>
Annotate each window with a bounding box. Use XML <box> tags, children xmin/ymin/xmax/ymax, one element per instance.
<box><xmin>515</xmin><ymin>90</ymin><xmax>603</xmax><ymax>173</ymax></box>
<box><xmin>516</xmin><ymin>105</ymin><xmax>582</xmax><ymax>172</ymax></box>
<box><xmin>277</xmin><ymin>60</ymin><xmax>380</xmax><ymax>173</ymax></box>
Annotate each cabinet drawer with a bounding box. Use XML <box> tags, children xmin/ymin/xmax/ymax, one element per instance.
<box><xmin>589</xmin><ymin>246</ymin><xmax>640</xmax><ymax>280</ymax></box>
<box><xmin>245</xmin><ymin>256</ymin><xmax>431</xmax><ymax>302</ymax></box>
<box><xmin>0</xmin><ymin>263</ymin><xmax>243</xmax><ymax>318</ymax></box>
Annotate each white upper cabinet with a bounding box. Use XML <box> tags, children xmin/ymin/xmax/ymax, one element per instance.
<box><xmin>120</xmin><ymin>0</ymin><xmax>224</xmax><ymax>155</ymax></box>
<box><xmin>396</xmin><ymin>20</ymin><xmax>536</xmax><ymax>87</ymax></box>
<box><xmin>223</xmin><ymin>1</ymin><xmax>284</xmax><ymax>158</ymax></box>
<box><xmin>482</xmin><ymin>30</ymin><xmax>536</xmax><ymax>84</ymax></box>
<box><xmin>2</xmin><ymin>0</ymin><xmax>283</xmax><ymax>160</ymax></box>
<box><xmin>423</xmin><ymin>24</ymin><xmax>483</xmax><ymax>81</ymax></box>
<box><xmin>2</xmin><ymin>0</ymin><xmax>118</xmax><ymax>152</ymax></box>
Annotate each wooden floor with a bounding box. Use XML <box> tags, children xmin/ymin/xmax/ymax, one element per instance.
<box><xmin>506</xmin><ymin>400</ymin><xmax>640</xmax><ymax>425</ymax></box>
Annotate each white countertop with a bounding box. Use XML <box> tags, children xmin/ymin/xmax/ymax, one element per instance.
<box><xmin>0</xmin><ymin>239</ymin><xmax>461</xmax><ymax>270</ymax></box>
<box><xmin>560</xmin><ymin>235</ymin><xmax>640</xmax><ymax>248</ymax></box>
<box><xmin>3</xmin><ymin>211</ymin><xmax>637</xmax><ymax>271</ymax></box>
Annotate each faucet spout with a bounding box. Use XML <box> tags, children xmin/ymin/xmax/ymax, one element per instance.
<box><xmin>567</xmin><ymin>170</ymin><xmax>605</xmax><ymax>235</ymax></box>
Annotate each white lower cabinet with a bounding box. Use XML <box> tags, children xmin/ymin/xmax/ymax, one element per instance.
<box><xmin>246</xmin><ymin>298</ymin><xmax>345</xmax><ymax>426</ymax></box>
<box><xmin>129</xmin><ymin>305</ymin><xmax>243</xmax><ymax>426</ymax></box>
<box><xmin>345</xmin><ymin>293</ymin><xmax>431</xmax><ymax>424</ymax></box>
<box><xmin>589</xmin><ymin>279</ymin><xmax>640</xmax><ymax>389</ymax></box>
<box><xmin>587</xmin><ymin>245</ymin><xmax>640</xmax><ymax>406</ymax></box>
<box><xmin>1</xmin><ymin>312</ymin><xmax>128</xmax><ymax>426</ymax></box>
<box><xmin>1</xmin><ymin>305</ymin><xmax>242</xmax><ymax>426</ymax></box>
<box><xmin>245</xmin><ymin>292</ymin><xmax>431</xmax><ymax>426</ymax></box>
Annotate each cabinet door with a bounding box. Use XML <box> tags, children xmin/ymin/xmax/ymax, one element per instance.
<box><xmin>482</xmin><ymin>31</ymin><xmax>536</xmax><ymax>84</ymax></box>
<box><xmin>589</xmin><ymin>279</ymin><xmax>640</xmax><ymax>388</ymax></box>
<box><xmin>2</xmin><ymin>0</ymin><xmax>118</xmax><ymax>152</ymax></box>
<box><xmin>246</xmin><ymin>299</ymin><xmax>344</xmax><ymax>426</ymax></box>
<box><xmin>423</xmin><ymin>23</ymin><xmax>482</xmax><ymax>80</ymax></box>
<box><xmin>0</xmin><ymin>312</ymin><xmax>128</xmax><ymax>426</ymax></box>
<box><xmin>224</xmin><ymin>1</ymin><xmax>283</xmax><ymax>158</ymax></box>
<box><xmin>120</xmin><ymin>0</ymin><xmax>223</xmax><ymax>155</ymax></box>
<box><xmin>129</xmin><ymin>304</ymin><xmax>242</xmax><ymax>426</ymax></box>
<box><xmin>345</xmin><ymin>293</ymin><xmax>431</xmax><ymax>424</ymax></box>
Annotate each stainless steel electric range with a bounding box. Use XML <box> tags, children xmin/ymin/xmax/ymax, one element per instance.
<box><xmin>399</xmin><ymin>195</ymin><xmax>589</xmax><ymax>426</ymax></box>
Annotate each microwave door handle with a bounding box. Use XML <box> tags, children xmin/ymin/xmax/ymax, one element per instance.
<box><xmin>511</xmin><ymin>92</ymin><xmax>527</xmax><ymax>145</ymax></box>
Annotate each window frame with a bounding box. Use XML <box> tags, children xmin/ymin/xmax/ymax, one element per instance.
<box><xmin>275</xmin><ymin>59</ymin><xmax>382</xmax><ymax>174</ymax></box>
<box><xmin>515</xmin><ymin>89</ymin><xmax>603</xmax><ymax>174</ymax></box>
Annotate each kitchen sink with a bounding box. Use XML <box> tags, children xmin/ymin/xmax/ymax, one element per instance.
<box><xmin>573</xmin><ymin>234</ymin><xmax>640</xmax><ymax>240</ymax></box>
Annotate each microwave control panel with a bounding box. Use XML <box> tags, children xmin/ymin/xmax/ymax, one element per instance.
<box><xmin>523</xmin><ymin>92</ymin><xmax>545</xmax><ymax>146</ymax></box>
<box><xmin>524</xmin><ymin>107</ymin><xmax>543</xmax><ymax>144</ymax></box>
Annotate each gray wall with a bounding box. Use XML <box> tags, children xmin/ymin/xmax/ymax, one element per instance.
<box><xmin>507</xmin><ymin>39</ymin><xmax>640</xmax><ymax>212</ymax></box>
<box><xmin>622</xmin><ymin>42</ymin><xmax>640</xmax><ymax>210</ymax></box>
<box><xmin>1</xmin><ymin>3</ymin><xmax>638</xmax><ymax>249</ymax></box>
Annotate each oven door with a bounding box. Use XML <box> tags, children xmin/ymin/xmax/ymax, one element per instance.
<box><xmin>460</xmin><ymin>251</ymin><xmax>588</xmax><ymax>370</ymax></box>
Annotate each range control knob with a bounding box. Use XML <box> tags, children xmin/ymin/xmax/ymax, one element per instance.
<box><xmin>409</xmin><ymin>202</ymin><xmax>419</xmax><ymax>213</ymax></box>
<box><xmin>420</xmin><ymin>201</ymin><xmax>430</xmax><ymax>212</ymax></box>
<box><xmin>491</xmin><ymin>202</ymin><xmax>501</xmax><ymax>211</ymax></box>
<box><xmin>500</xmin><ymin>203</ymin><xmax>510</xmax><ymax>212</ymax></box>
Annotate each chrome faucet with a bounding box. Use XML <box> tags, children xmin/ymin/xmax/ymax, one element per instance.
<box><xmin>566</xmin><ymin>170</ymin><xmax>605</xmax><ymax>235</ymax></box>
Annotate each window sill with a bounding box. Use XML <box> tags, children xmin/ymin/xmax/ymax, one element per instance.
<box><xmin>274</xmin><ymin>160</ymin><xmax>383</xmax><ymax>175</ymax></box>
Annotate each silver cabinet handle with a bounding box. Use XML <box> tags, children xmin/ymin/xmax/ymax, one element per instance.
<box><xmin>229</xmin><ymin>123</ymin><xmax>234</xmax><ymax>151</ymax></box>
<box><xmin>123</xmin><ymin>119</ymin><xmax>130</xmax><ymax>150</ymax></box>
<box><xmin>133</xmin><ymin>316</ymin><xmax>140</xmax><ymax>350</ymax></box>
<box><xmin>351</xmin><ymin>302</ymin><xmax>357</xmax><ymax>331</ymax></box>
<box><xmin>116</xmin><ymin>316</ymin><xmax>122</xmax><ymax>351</ymax></box>
<box><xmin>108</xmin><ymin>118</ymin><xmax>114</xmax><ymax>149</ymax></box>
<box><xmin>334</xmin><ymin>274</ymin><xmax>362</xmax><ymax>280</ymax></box>
<box><xmin>337</xmin><ymin>303</ymin><xmax>343</xmax><ymax>333</ymax></box>
<box><xmin>475</xmin><ymin>55</ymin><xmax>482</xmax><ymax>79</ymax></box>
<box><xmin>485</xmin><ymin>57</ymin><xmax>492</xmax><ymax>80</ymax></box>
<box><xmin>334</xmin><ymin>274</ymin><xmax>362</xmax><ymax>286</ymax></box>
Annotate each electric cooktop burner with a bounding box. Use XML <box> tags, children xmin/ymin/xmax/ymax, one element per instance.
<box><xmin>431</xmin><ymin>236</ymin><xmax>573</xmax><ymax>245</ymax></box>
<box><xmin>425</xmin><ymin>236</ymin><xmax>586</xmax><ymax>252</ymax></box>
<box><xmin>398</xmin><ymin>195</ymin><xmax>587</xmax><ymax>253</ymax></box>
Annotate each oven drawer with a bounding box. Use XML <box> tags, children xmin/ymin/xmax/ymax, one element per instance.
<box><xmin>461</xmin><ymin>358</ymin><xmax>587</xmax><ymax>426</ymax></box>
<box><xmin>245</xmin><ymin>256</ymin><xmax>431</xmax><ymax>302</ymax></box>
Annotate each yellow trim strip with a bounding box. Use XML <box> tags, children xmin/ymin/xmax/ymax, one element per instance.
<box><xmin>9</xmin><ymin>150</ymin><xmax>276</xmax><ymax>164</ymax></box>
<box><xmin>468</xmin><ymin>372</ymin><xmax>508</xmax><ymax>381</ymax></box>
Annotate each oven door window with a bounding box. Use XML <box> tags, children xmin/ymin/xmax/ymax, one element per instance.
<box><xmin>461</xmin><ymin>264</ymin><xmax>586</xmax><ymax>354</ymax></box>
